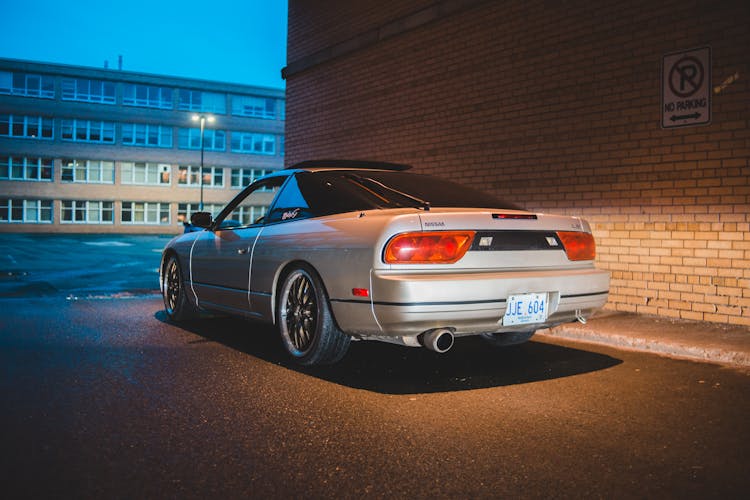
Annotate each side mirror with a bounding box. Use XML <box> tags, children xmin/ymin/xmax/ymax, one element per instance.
<box><xmin>190</xmin><ymin>211</ymin><xmax>213</xmax><ymax>228</ymax></box>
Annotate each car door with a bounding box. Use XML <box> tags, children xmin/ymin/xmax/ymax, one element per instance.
<box><xmin>190</xmin><ymin>176</ymin><xmax>285</xmax><ymax>315</ymax></box>
<box><xmin>248</xmin><ymin>173</ymin><xmax>320</xmax><ymax>299</ymax></box>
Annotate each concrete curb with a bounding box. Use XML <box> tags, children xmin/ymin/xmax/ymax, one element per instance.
<box><xmin>537</xmin><ymin>312</ymin><xmax>750</xmax><ymax>368</ymax></box>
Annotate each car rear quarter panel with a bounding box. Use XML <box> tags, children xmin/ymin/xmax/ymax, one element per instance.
<box><xmin>249</xmin><ymin>210</ymin><xmax>422</xmax><ymax>327</ymax></box>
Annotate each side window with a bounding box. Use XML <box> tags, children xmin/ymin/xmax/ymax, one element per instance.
<box><xmin>265</xmin><ymin>174</ymin><xmax>315</xmax><ymax>223</ymax></box>
<box><xmin>214</xmin><ymin>176</ymin><xmax>285</xmax><ymax>229</ymax></box>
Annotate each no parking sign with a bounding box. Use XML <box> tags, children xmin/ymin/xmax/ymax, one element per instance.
<box><xmin>661</xmin><ymin>47</ymin><xmax>711</xmax><ymax>128</ymax></box>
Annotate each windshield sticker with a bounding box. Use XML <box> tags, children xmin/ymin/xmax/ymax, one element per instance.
<box><xmin>282</xmin><ymin>208</ymin><xmax>301</xmax><ymax>220</ymax></box>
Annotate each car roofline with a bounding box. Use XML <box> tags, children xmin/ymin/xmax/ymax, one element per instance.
<box><xmin>288</xmin><ymin>159</ymin><xmax>413</xmax><ymax>172</ymax></box>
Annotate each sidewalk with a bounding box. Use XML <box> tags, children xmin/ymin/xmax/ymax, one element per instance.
<box><xmin>539</xmin><ymin>311</ymin><xmax>750</xmax><ymax>368</ymax></box>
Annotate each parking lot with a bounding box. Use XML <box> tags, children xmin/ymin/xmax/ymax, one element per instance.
<box><xmin>0</xmin><ymin>233</ymin><xmax>171</xmax><ymax>298</ymax></box>
<box><xmin>1</xmin><ymin>233</ymin><xmax>749</xmax><ymax>498</ymax></box>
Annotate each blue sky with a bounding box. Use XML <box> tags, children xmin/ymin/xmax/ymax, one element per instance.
<box><xmin>0</xmin><ymin>0</ymin><xmax>288</xmax><ymax>88</ymax></box>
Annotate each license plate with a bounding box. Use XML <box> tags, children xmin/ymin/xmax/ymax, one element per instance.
<box><xmin>503</xmin><ymin>293</ymin><xmax>548</xmax><ymax>326</ymax></box>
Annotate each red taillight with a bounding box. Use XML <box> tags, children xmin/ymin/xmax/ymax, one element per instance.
<box><xmin>384</xmin><ymin>231</ymin><xmax>475</xmax><ymax>264</ymax></box>
<box><xmin>557</xmin><ymin>231</ymin><xmax>596</xmax><ymax>261</ymax></box>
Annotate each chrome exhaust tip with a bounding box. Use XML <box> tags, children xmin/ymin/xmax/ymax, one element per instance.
<box><xmin>419</xmin><ymin>328</ymin><xmax>455</xmax><ymax>353</ymax></box>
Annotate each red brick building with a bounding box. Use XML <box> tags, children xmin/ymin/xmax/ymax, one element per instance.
<box><xmin>283</xmin><ymin>0</ymin><xmax>749</xmax><ymax>325</ymax></box>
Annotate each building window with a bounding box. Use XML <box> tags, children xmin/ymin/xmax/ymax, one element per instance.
<box><xmin>178</xmin><ymin>165</ymin><xmax>224</xmax><ymax>187</ymax></box>
<box><xmin>60</xmin><ymin>119</ymin><xmax>115</xmax><ymax>143</ymax></box>
<box><xmin>230</xmin><ymin>205</ymin><xmax>268</xmax><ymax>226</ymax></box>
<box><xmin>0</xmin><ymin>157</ymin><xmax>53</xmax><ymax>181</ymax></box>
<box><xmin>0</xmin><ymin>199</ymin><xmax>53</xmax><ymax>223</ymax></box>
<box><xmin>177</xmin><ymin>203</ymin><xmax>222</xmax><ymax>224</ymax></box>
<box><xmin>278</xmin><ymin>100</ymin><xmax>285</xmax><ymax>120</ymax></box>
<box><xmin>61</xmin><ymin>78</ymin><xmax>116</xmax><ymax>104</ymax></box>
<box><xmin>61</xmin><ymin>159</ymin><xmax>115</xmax><ymax>184</ymax></box>
<box><xmin>123</xmin><ymin>84</ymin><xmax>173</xmax><ymax>109</ymax></box>
<box><xmin>0</xmin><ymin>114</ymin><xmax>54</xmax><ymax>139</ymax></box>
<box><xmin>280</xmin><ymin>135</ymin><xmax>284</xmax><ymax>156</ymax></box>
<box><xmin>230</xmin><ymin>168</ymin><xmax>268</xmax><ymax>188</ymax></box>
<box><xmin>177</xmin><ymin>89</ymin><xmax>226</xmax><ymax>114</ymax></box>
<box><xmin>122</xmin><ymin>123</ymin><xmax>173</xmax><ymax>148</ymax></box>
<box><xmin>231</xmin><ymin>95</ymin><xmax>276</xmax><ymax>119</ymax></box>
<box><xmin>177</xmin><ymin>128</ymin><xmax>226</xmax><ymax>151</ymax></box>
<box><xmin>121</xmin><ymin>202</ymin><xmax>170</xmax><ymax>224</ymax></box>
<box><xmin>61</xmin><ymin>200</ymin><xmax>114</xmax><ymax>224</ymax></box>
<box><xmin>121</xmin><ymin>162</ymin><xmax>171</xmax><ymax>185</ymax></box>
<box><xmin>230</xmin><ymin>132</ymin><xmax>275</xmax><ymax>155</ymax></box>
<box><xmin>0</xmin><ymin>71</ymin><xmax>54</xmax><ymax>99</ymax></box>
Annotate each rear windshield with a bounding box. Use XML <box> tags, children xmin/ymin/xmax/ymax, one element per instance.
<box><xmin>292</xmin><ymin>170</ymin><xmax>523</xmax><ymax>216</ymax></box>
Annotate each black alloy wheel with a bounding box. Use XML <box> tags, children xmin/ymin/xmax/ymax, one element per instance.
<box><xmin>277</xmin><ymin>265</ymin><xmax>350</xmax><ymax>365</ymax></box>
<box><xmin>162</xmin><ymin>255</ymin><xmax>196</xmax><ymax>321</ymax></box>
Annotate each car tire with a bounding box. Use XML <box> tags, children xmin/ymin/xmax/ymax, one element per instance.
<box><xmin>277</xmin><ymin>265</ymin><xmax>351</xmax><ymax>366</ymax></box>
<box><xmin>480</xmin><ymin>330</ymin><xmax>536</xmax><ymax>347</ymax></box>
<box><xmin>162</xmin><ymin>254</ymin><xmax>198</xmax><ymax>321</ymax></box>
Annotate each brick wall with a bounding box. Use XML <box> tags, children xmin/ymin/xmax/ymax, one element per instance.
<box><xmin>285</xmin><ymin>0</ymin><xmax>750</xmax><ymax>325</ymax></box>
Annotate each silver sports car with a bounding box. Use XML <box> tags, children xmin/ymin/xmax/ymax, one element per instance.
<box><xmin>161</xmin><ymin>160</ymin><xmax>609</xmax><ymax>365</ymax></box>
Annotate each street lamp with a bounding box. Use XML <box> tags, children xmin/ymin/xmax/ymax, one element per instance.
<box><xmin>191</xmin><ymin>114</ymin><xmax>215</xmax><ymax>211</ymax></box>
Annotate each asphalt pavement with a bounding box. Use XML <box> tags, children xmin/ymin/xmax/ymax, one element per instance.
<box><xmin>1</xmin><ymin>296</ymin><xmax>749</xmax><ymax>498</ymax></box>
<box><xmin>1</xmin><ymin>233</ymin><xmax>749</xmax><ymax>498</ymax></box>
<box><xmin>0</xmin><ymin>232</ymin><xmax>170</xmax><ymax>298</ymax></box>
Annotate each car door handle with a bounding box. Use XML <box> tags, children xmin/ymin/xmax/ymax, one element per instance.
<box><xmin>237</xmin><ymin>247</ymin><xmax>249</xmax><ymax>255</ymax></box>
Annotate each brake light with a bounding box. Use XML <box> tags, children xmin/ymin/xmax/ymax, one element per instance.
<box><xmin>492</xmin><ymin>213</ymin><xmax>537</xmax><ymax>220</ymax></box>
<box><xmin>384</xmin><ymin>231</ymin><xmax>475</xmax><ymax>264</ymax></box>
<box><xmin>557</xmin><ymin>231</ymin><xmax>596</xmax><ymax>261</ymax></box>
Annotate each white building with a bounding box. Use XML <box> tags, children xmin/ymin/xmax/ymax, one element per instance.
<box><xmin>0</xmin><ymin>57</ymin><xmax>285</xmax><ymax>234</ymax></box>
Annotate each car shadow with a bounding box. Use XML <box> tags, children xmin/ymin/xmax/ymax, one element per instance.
<box><xmin>155</xmin><ymin>312</ymin><xmax>622</xmax><ymax>395</ymax></box>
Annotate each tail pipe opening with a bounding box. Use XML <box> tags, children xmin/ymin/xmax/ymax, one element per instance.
<box><xmin>419</xmin><ymin>328</ymin><xmax>455</xmax><ymax>353</ymax></box>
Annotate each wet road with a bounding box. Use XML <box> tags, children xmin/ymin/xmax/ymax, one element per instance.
<box><xmin>0</xmin><ymin>233</ymin><xmax>169</xmax><ymax>298</ymax></box>
<box><xmin>1</xmin><ymin>296</ymin><xmax>748</xmax><ymax>498</ymax></box>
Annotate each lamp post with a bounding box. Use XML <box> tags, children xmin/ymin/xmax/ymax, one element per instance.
<box><xmin>192</xmin><ymin>114</ymin><xmax>215</xmax><ymax>211</ymax></box>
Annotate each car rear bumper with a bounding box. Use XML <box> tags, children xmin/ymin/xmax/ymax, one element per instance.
<box><xmin>331</xmin><ymin>267</ymin><xmax>610</xmax><ymax>338</ymax></box>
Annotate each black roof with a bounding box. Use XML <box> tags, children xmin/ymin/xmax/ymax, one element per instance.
<box><xmin>289</xmin><ymin>159</ymin><xmax>412</xmax><ymax>171</ymax></box>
